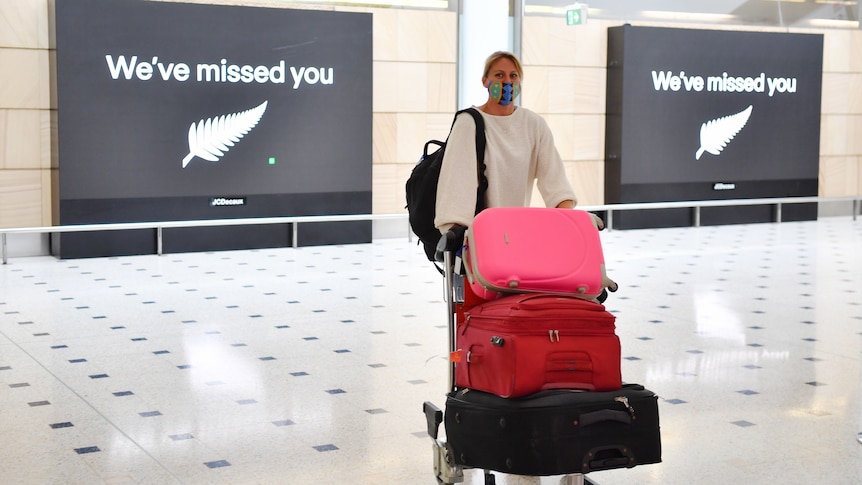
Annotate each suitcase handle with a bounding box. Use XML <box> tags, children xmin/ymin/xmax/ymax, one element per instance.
<box><xmin>579</xmin><ymin>409</ymin><xmax>632</xmax><ymax>427</ymax></box>
<box><xmin>582</xmin><ymin>445</ymin><xmax>636</xmax><ymax>472</ymax></box>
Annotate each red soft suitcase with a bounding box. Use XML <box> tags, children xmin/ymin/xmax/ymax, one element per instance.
<box><xmin>464</xmin><ymin>208</ymin><xmax>605</xmax><ymax>301</ymax></box>
<box><xmin>454</xmin><ymin>293</ymin><xmax>621</xmax><ymax>398</ymax></box>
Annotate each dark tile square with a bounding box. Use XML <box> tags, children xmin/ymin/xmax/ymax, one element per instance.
<box><xmin>313</xmin><ymin>444</ymin><xmax>338</xmax><ymax>452</ymax></box>
<box><xmin>75</xmin><ymin>446</ymin><xmax>101</xmax><ymax>454</ymax></box>
<box><xmin>204</xmin><ymin>460</ymin><xmax>231</xmax><ymax>468</ymax></box>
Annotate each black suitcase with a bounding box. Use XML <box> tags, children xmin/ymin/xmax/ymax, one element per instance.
<box><xmin>443</xmin><ymin>383</ymin><xmax>662</xmax><ymax>476</ymax></box>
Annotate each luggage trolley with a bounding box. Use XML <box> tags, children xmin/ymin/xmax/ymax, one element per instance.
<box><xmin>422</xmin><ymin>223</ymin><xmax>661</xmax><ymax>485</ymax></box>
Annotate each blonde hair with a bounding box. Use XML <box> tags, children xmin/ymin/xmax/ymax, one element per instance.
<box><xmin>482</xmin><ymin>51</ymin><xmax>523</xmax><ymax>80</ymax></box>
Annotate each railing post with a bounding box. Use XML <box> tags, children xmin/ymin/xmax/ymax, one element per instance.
<box><xmin>157</xmin><ymin>226</ymin><xmax>163</xmax><ymax>256</ymax></box>
<box><xmin>606</xmin><ymin>209</ymin><xmax>613</xmax><ymax>231</ymax></box>
<box><xmin>694</xmin><ymin>206</ymin><xmax>701</xmax><ymax>227</ymax></box>
<box><xmin>776</xmin><ymin>202</ymin><xmax>782</xmax><ymax>223</ymax></box>
<box><xmin>292</xmin><ymin>222</ymin><xmax>299</xmax><ymax>248</ymax></box>
<box><xmin>1</xmin><ymin>233</ymin><xmax>7</xmax><ymax>265</ymax></box>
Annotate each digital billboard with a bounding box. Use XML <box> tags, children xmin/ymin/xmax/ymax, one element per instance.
<box><xmin>605</xmin><ymin>25</ymin><xmax>823</xmax><ymax>228</ymax></box>
<box><xmin>55</xmin><ymin>0</ymin><xmax>372</xmax><ymax>257</ymax></box>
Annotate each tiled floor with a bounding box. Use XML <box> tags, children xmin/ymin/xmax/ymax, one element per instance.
<box><xmin>2</xmin><ymin>216</ymin><xmax>861</xmax><ymax>484</ymax></box>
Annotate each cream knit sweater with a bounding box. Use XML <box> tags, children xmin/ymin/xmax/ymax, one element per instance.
<box><xmin>434</xmin><ymin>106</ymin><xmax>576</xmax><ymax>232</ymax></box>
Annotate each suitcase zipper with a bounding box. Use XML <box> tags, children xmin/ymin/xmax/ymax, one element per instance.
<box><xmin>466</xmin><ymin>316</ymin><xmax>610</xmax><ymax>337</ymax></box>
<box><xmin>614</xmin><ymin>396</ymin><xmax>636</xmax><ymax>420</ymax></box>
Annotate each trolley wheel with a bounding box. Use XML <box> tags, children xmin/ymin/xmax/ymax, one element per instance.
<box><xmin>484</xmin><ymin>470</ymin><xmax>496</xmax><ymax>485</ymax></box>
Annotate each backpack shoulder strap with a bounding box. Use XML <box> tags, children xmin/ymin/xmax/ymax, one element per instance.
<box><xmin>455</xmin><ymin>108</ymin><xmax>488</xmax><ymax>215</ymax></box>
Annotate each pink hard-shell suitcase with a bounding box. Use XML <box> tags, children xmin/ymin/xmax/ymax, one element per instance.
<box><xmin>464</xmin><ymin>208</ymin><xmax>605</xmax><ymax>300</ymax></box>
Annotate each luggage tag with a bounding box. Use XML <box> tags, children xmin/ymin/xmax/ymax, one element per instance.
<box><xmin>453</xmin><ymin>245</ymin><xmax>465</xmax><ymax>275</ymax></box>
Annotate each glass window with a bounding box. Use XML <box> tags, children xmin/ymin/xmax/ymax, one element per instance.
<box><xmin>525</xmin><ymin>0</ymin><xmax>859</xmax><ymax>29</ymax></box>
<box><xmin>271</xmin><ymin>0</ymin><xmax>452</xmax><ymax>9</ymax></box>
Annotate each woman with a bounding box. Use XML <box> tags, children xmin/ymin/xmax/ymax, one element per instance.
<box><xmin>434</xmin><ymin>50</ymin><xmax>583</xmax><ymax>233</ymax></box>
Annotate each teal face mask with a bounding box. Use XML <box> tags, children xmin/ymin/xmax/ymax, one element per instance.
<box><xmin>487</xmin><ymin>81</ymin><xmax>521</xmax><ymax>105</ymax></box>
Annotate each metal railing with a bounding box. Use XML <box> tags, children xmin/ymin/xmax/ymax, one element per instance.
<box><xmin>579</xmin><ymin>195</ymin><xmax>859</xmax><ymax>231</ymax></box>
<box><xmin>2</xmin><ymin>196</ymin><xmax>859</xmax><ymax>264</ymax></box>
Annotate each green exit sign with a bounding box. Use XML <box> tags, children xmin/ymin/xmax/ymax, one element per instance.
<box><xmin>566</xmin><ymin>4</ymin><xmax>587</xmax><ymax>26</ymax></box>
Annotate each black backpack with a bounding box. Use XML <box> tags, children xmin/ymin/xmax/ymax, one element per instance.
<box><xmin>406</xmin><ymin>108</ymin><xmax>487</xmax><ymax>262</ymax></box>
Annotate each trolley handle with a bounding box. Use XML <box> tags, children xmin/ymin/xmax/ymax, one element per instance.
<box><xmin>434</xmin><ymin>226</ymin><xmax>467</xmax><ymax>262</ymax></box>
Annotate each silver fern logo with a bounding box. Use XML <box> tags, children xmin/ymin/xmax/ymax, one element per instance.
<box><xmin>182</xmin><ymin>101</ymin><xmax>268</xmax><ymax>168</ymax></box>
<box><xmin>695</xmin><ymin>105</ymin><xmax>752</xmax><ymax>160</ymax></box>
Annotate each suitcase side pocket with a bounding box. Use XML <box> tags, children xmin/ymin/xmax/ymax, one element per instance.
<box><xmin>543</xmin><ymin>351</ymin><xmax>596</xmax><ymax>391</ymax></box>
